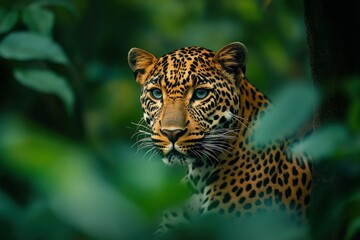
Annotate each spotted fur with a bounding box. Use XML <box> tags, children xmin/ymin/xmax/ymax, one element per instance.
<box><xmin>128</xmin><ymin>42</ymin><xmax>312</xmax><ymax>237</ymax></box>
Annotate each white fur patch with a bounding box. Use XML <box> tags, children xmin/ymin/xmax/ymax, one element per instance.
<box><xmin>143</xmin><ymin>113</ymin><xmax>153</xmax><ymax>126</ymax></box>
<box><xmin>224</xmin><ymin>111</ymin><xmax>233</xmax><ymax>121</ymax></box>
<box><xmin>162</xmin><ymin>157</ymin><xmax>171</xmax><ymax>165</ymax></box>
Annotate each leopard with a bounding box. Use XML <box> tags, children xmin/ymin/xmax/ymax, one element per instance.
<box><xmin>128</xmin><ymin>42</ymin><xmax>312</xmax><ymax>238</ymax></box>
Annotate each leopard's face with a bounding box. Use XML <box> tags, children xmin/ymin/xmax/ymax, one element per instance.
<box><xmin>128</xmin><ymin>43</ymin><xmax>248</xmax><ymax>165</ymax></box>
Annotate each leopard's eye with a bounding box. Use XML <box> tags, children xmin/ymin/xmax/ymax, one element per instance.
<box><xmin>193</xmin><ymin>88</ymin><xmax>210</xmax><ymax>100</ymax></box>
<box><xmin>150</xmin><ymin>88</ymin><xmax>163</xmax><ymax>100</ymax></box>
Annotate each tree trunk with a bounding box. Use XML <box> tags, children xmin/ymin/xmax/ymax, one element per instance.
<box><xmin>303</xmin><ymin>0</ymin><xmax>360</xmax><ymax>124</ymax></box>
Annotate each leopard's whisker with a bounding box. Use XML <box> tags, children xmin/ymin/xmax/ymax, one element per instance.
<box><xmin>148</xmin><ymin>148</ymin><xmax>161</xmax><ymax>162</ymax></box>
<box><xmin>228</xmin><ymin>113</ymin><xmax>249</xmax><ymax>129</ymax></box>
<box><xmin>142</xmin><ymin>146</ymin><xmax>158</xmax><ymax>160</ymax></box>
<box><xmin>131</xmin><ymin>137</ymin><xmax>152</xmax><ymax>149</ymax></box>
<box><xmin>131</xmin><ymin>118</ymin><xmax>151</xmax><ymax>131</ymax></box>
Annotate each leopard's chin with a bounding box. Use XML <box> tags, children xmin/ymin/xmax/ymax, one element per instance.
<box><xmin>162</xmin><ymin>150</ymin><xmax>195</xmax><ymax>165</ymax></box>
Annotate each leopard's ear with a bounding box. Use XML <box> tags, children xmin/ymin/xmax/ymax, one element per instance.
<box><xmin>214</xmin><ymin>42</ymin><xmax>248</xmax><ymax>79</ymax></box>
<box><xmin>128</xmin><ymin>48</ymin><xmax>157</xmax><ymax>85</ymax></box>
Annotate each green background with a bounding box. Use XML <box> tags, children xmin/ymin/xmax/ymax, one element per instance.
<box><xmin>0</xmin><ymin>0</ymin><xmax>359</xmax><ymax>239</ymax></box>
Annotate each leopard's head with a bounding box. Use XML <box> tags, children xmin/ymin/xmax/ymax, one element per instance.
<box><xmin>128</xmin><ymin>43</ymin><xmax>248</xmax><ymax>165</ymax></box>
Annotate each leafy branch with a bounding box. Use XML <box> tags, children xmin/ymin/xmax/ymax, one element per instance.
<box><xmin>0</xmin><ymin>1</ymin><xmax>75</xmax><ymax>115</ymax></box>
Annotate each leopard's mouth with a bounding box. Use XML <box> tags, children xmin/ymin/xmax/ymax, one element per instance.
<box><xmin>167</xmin><ymin>150</ymin><xmax>184</xmax><ymax>159</ymax></box>
<box><xmin>162</xmin><ymin>149</ymin><xmax>195</xmax><ymax>165</ymax></box>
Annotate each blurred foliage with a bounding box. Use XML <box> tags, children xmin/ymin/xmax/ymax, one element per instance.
<box><xmin>0</xmin><ymin>0</ymin><xmax>359</xmax><ymax>239</ymax></box>
<box><xmin>253</xmin><ymin>83</ymin><xmax>319</xmax><ymax>145</ymax></box>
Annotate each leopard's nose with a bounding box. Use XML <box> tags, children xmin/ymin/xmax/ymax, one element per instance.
<box><xmin>160</xmin><ymin>128</ymin><xmax>187</xmax><ymax>143</ymax></box>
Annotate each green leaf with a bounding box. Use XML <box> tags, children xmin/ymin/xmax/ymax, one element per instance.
<box><xmin>234</xmin><ymin>1</ymin><xmax>262</xmax><ymax>23</ymax></box>
<box><xmin>349</xmin><ymin>98</ymin><xmax>360</xmax><ymax>132</ymax></box>
<box><xmin>22</xmin><ymin>6</ymin><xmax>54</xmax><ymax>36</ymax></box>
<box><xmin>0</xmin><ymin>11</ymin><xmax>18</xmax><ymax>34</ymax></box>
<box><xmin>0</xmin><ymin>191</ymin><xmax>20</xmax><ymax>222</ymax></box>
<box><xmin>117</xmin><ymin>155</ymin><xmax>190</xmax><ymax>216</ymax></box>
<box><xmin>30</xmin><ymin>0</ymin><xmax>77</xmax><ymax>16</ymax></box>
<box><xmin>252</xmin><ymin>83</ymin><xmax>319</xmax><ymax>144</ymax></box>
<box><xmin>0</xmin><ymin>116</ymin><xmax>144</xmax><ymax>240</ymax></box>
<box><xmin>344</xmin><ymin>217</ymin><xmax>360</xmax><ymax>240</ymax></box>
<box><xmin>290</xmin><ymin>124</ymin><xmax>348</xmax><ymax>159</ymax></box>
<box><xmin>0</xmin><ymin>31</ymin><xmax>68</xmax><ymax>64</ymax></box>
<box><xmin>14</xmin><ymin>69</ymin><xmax>74</xmax><ymax>115</ymax></box>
